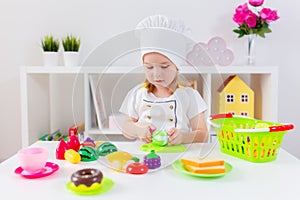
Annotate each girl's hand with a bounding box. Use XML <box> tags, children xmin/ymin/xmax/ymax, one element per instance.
<box><xmin>136</xmin><ymin>122</ymin><xmax>156</xmax><ymax>143</ymax></box>
<box><xmin>168</xmin><ymin>128</ymin><xmax>183</xmax><ymax>145</ymax></box>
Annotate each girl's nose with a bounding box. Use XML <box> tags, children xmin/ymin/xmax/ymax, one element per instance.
<box><xmin>152</xmin><ymin>67</ymin><xmax>162</xmax><ymax>77</ymax></box>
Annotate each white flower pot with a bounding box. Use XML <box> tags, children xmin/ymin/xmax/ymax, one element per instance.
<box><xmin>43</xmin><ymin>52</ymin><xmax>59</xmax><ymax>66</ymax></box>
<box><xmin>63</xmin><ymin>52</ymin><xmax>79</xmax><ymax>67</ymax></box>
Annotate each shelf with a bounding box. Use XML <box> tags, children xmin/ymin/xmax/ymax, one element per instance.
<box><xmin>23</xmin><ymin>66</ymin><xmax>143</xmax><ymax>74</ymax></box>
<box><xmin>20</xmin><ymin>65</ymin><xmax>279</xmax><ymax>147</ymax></box>
<box><xmin>23</xmin><ymin>65</ymin><xmax>278</xmax><ymax>74</ymax></box>
<box><xmin>85</xmin><ymin>128</ymin><xmax>122</xmax><ymax>135</ymax></box>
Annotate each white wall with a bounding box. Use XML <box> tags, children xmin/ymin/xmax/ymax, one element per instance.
<box><xmin>0</xmin><ymin>0</ymin><xmax>299</xmax><ymax>161</ymax></box>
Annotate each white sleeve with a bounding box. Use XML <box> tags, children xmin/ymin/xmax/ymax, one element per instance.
<box><xmin>119</xmin><ymin>84</ymin><xmax>141</xmax><ymax>119</ymax></box>
<box><xmin>186</xmin><ymin>88</ymin><xmax>208</xmax><ymax>119</ymax></box>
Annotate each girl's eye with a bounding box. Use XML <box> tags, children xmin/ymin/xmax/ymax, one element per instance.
<box><xmin>161</xmin><ymin>65</ymin><xmax>169</xmax><ymax>69</ymax></box>
<box><xmin>144</xmin><ymin>65</ymin><xmax>153</xmax><ymax>69</ymax></box>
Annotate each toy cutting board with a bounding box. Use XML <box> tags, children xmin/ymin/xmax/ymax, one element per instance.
<box><xmin>139</xmin><ymin>143</ymin><xmax>187</xmax><ymax>153</ymax></box>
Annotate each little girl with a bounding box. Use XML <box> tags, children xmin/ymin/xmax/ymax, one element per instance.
<box><xmin>119</xmin><ymin>15</ymin><xmax>208</xmax><ymax>145</ymax></box>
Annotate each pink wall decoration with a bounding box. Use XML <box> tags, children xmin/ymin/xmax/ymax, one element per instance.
<box><xmin>186</xmin><ymin>36</ymin><xmax>234</xmax><ymax>66</ymax></box>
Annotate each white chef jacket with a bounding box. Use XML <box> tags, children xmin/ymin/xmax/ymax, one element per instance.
<box><xmin>119</xmin><ymin>83</ymin><xmax>207</xmax><ymax>132</ymax></box>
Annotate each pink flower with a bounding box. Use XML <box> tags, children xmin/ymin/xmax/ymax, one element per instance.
<box><xmin>260</xmin><ymin>8</ymin><xmax>280</xmax><ymax>22</ymax></box>
<box><xmin>233</xmin><ymin>3</ymin><xmax>249</xmax><ymax>25</ymax></box>
<box><xmin>245</xmin><ymin>12</ymin><xmax>257</xmax><ymax>28</ymax></box>
<box><xmin>232</xmin><ymin>0</ymin><xmax>279</xmax><ymax>38</ymax></box>
<box><xmin>233</xmin><ymin>12</ymin><xmax>246</xmax><ymax>25</ymax></box>
<box><xmin>249</xmin><ymin>0</ymin><xmax>264</xmax><ymax>7</ymax></box>
<box><xmin>235</xmin><ymin>3</ymin><xmax>248</xmax><ymax>13</ymax></box>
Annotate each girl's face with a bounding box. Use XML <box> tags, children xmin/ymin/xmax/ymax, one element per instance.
<box><xmin>143</xmin><ymin>52</ymin><xmax>178</xmax><ymax>89</ymax></box>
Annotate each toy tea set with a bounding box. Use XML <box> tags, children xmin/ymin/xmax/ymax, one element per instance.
<box><xmin>15</xmin><ymin>147</ymin><xmax>59</xmax><ymax>179</ymax></box>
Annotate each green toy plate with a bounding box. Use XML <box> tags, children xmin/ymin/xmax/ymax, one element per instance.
<box><xmin>172</xmin><ymin>160</ymin><xmax>232</xmax><ymax>178</ymax></box>
<box><xmin>140</xmin><ymin>143</ymin><xmax>187</xmax><ymax>153</ymax></box>
<box><xmin>66</xmin><ymin>177</ymin><xmax>114</xmax><ymax>196</ymax></box>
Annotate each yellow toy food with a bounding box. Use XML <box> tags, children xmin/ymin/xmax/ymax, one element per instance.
<box><xmin>181</xmin><ymin>157</ymin><xmax>225</xmax><ymax>167</ymax></box>
<box><xmin>64</xmin><ymin>149</ymin><xmax>81</xmax><ymax>164</ymax></box>
<box><xmin>105</xmin><ymin>151</ymin><xmax>133</xmax><ymax>172</ymax></box>
<box><xmin>181</xmin><ymin>157</ymin><xmax>226</xmax><ymax>174</ymax></box>
<box><xmin>184</xmin><ymin>165</ymin><xmax>226</xmax><ymax>174</ymax></box>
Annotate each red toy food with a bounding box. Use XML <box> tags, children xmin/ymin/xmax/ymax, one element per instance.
<box><xmin>68</xmin><ymin>123</ymin><xmax>84</xmax><ymax>137</ymax></box>
<box><xmin>126</xmin><ymin>157</ymin><xmax>148</xmax><ymax>174</ymax></box>
<box><xmin>67</xmin><ymin>135</ymin><xmax>81</xmax><ymax>152</ymax></box>
<box><xmin>56</xmin><ymin>139</ymin><xmax>69</xmax><ymax>160</ymax></box>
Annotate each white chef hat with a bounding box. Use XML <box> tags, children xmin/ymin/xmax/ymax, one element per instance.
<box><xmin>135</xmin><ymin>15</ymin><xmax>191</xmax><ymax>68</ymax></box>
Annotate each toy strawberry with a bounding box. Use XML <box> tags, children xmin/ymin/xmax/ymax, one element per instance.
<box><xmin>56</xmin><ymin>139</ymin><xmax>69</xmax><ymax>160</ymax></box>
<box><xmin>67</xmin><ymin>135</ymin><xmax>81</xmax><ymax>152</ymax></box>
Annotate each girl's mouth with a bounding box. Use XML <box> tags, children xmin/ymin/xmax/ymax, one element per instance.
<box><xmin>155</xmin><ymin>80</ymin><xmax>163</xmax><ymax>83</ymax></box>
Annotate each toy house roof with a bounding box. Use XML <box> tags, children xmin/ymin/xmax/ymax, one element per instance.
<box><xmin>217</xmin><ymin>75</ymin><xmax>236</xmax><ymax>92</ymax></box>
<box><xmin>217</xmin><ymin>74</ymin><xmax>253</xmax><ymax>93</ymax></box>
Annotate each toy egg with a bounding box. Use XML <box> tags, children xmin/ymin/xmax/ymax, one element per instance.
<box><xmin>97</xmin><ymin>142</ymin><xmax>118</xmax><ymax>156</ymax></box>
<box><xmin>78</xmin><ymin>146</ymin><xmax>99</xmax><ymax>162</ymax></box>
<box><xmin>152</xmin><ymin>130</ymin><xmax>168</xmax><ymax>146</ymax></box>
<box><xmin>64</xmin><ymin>149</ymin><xmax>81</xmax><ymax>164</ymax></box>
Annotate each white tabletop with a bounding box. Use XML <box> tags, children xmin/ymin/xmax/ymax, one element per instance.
<box><xmin>0</xmin><ymin>140</ymin><xmax>299</xmax><ymax>200</ymax></box>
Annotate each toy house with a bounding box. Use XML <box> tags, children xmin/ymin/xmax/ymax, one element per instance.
<box><xmin>217</xmin><ymin>75</ymin><xmax>254</xmax><ymax>117</ymax></box>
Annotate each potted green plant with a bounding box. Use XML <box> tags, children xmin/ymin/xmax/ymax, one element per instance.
<box><xmin>41</xmin><ymin>35</ymin><xmax>60</xmax><ymax>66</ymax></box>
<box><xmin>62</xmin><ymin>34</ymin><xmax>81</xmax><ymax>66</ymax></box>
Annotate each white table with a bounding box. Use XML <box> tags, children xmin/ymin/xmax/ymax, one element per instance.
<box><xmin>0</xmin><ymin>141</ymin><xmax>299</xmax><ymax>200</ymax></box>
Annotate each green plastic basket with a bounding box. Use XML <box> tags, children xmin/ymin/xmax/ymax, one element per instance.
<box><xmin>209</xmin><ymin>114</ymin><xmax>294</xmax><ymax>163</ymax></box>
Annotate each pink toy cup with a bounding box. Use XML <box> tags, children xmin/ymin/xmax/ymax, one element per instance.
<box><xmin>17</xmin><ymin>147</ymin><xmax>48</xmax><ymax>173</ymax></box>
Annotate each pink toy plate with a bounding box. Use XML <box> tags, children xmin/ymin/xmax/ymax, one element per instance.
<box><xmin>14</xmin><ymin>162</ymin><xmax>59</xmax><ymax>179</ymax></box>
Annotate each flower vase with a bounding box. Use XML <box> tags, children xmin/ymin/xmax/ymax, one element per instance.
<box><xmin>247</xmin><ymin>34</ymin><xmax>256</xmax><ymax>65</ymax></box>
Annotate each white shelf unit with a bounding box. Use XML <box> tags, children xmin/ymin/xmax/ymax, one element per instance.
<box><xmin>20</xmin><ymin>66</ymin><xmax>279</xmax><ymax>147</ymax></box>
